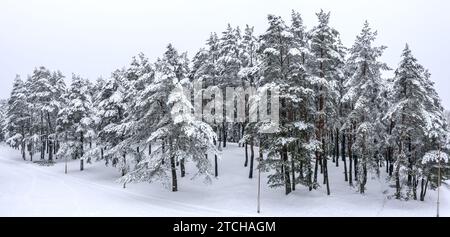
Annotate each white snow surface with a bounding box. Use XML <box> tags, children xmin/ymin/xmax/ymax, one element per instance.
<box><xmin>0</xmin><ymin>143</ymin><xmax>449</xmax><ymax>217</ymax></box>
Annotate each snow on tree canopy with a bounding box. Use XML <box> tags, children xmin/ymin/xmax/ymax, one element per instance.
<box><xmin>263</xmin><ymin>47</ymin><xmax>279</xmax><ymax>55</ymax></box>
<box><xmin>422</xmin><ymin>150</ymin><xmax>449</xmax><ymax>164</ymax></box>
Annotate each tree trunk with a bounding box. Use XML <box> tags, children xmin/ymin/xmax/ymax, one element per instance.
<box><xmin>282</xmin><ymin>147</ymin><xmax>292</xmax><ymax>195</ymax></box>
<box><xmin>214</xmin><ymin>133</ymin><xmax>218</xmax><ymax>177</ymax></box>
<box><xmin>291</xmin><ymin>150</ymin><xmax>296</xmax><ymax>191</ymax></box>
<box><xmin>249</xmin><ymin>138</ymin><xmax>255</xmax><ymax>179</ymax></box>
<box><xmin>122</xmin><ymin>154</ymin><xmax>127</xmax><ymax>189</ymax></box>
<box><xmin>335</xmin><ymin>129</ymin><xmax>339</xmax><ymax>167</ymax></box>
<box><xmin>314</xmin><ymin>151</ymin><xmax>319</xmax><ymax>183</ymax></box>
<box><xmin>420</xmin><ymin>178</ymin><xmax>429</xmax><ymax>201</ymax></box>
<box><xmin>412</xmin><ymin>175</ymin><xmax>417</xmax><ymax>200</ymax></box>
<box><xmin>54</xmin><ymin>139</ymin><xmax>58</xmax><ymax>156</ymax></box>
<box><xmin>407</xmin><ymin>141</ymin><xmax>412</xmax><ymax>186</ymax></box>
<box><xmin>180</xmin><ymin>158</ymin><xmax>186</xmax><ymax>178</ymax></box>
<box><xmin>388</xmin><ymin>148</ymin><xmax>393</xmax><ymax>176</ymax></box>
<box><xmin>80</xmin><ymin>131</ymin><xmax>84</xmax><ymax>157</ymax></box>
<box><xmin>423</xmin><ymin>178</ymin><xmax>429</xmax><ymax>200</ymax></box>
<box><xmin>299</xmin><ymin>160</ymin><xmax>304</xmax><ymax>179</ymax></box>
<box><xmin>322</xmin><ymin>135</ymin><xmax>330</xmax><ymax>195</ymax></box>
<box><xmin>320</xmin><ymin>155</ymin><xmax>323</xmax><ymax>174</ymax></box>
<box><xmin>324</xmin><ymin>157</ymin><xmax>330</xmax><ymax>195</ymax></box>
<box><xmin>360</xmin><ymin>163</ymin><xmax>367</xmax><ymax>194</ymax></box>
<box><xmin>122</xmin><ymin>154</ymin><xmax>127</xmax><ymax>176</ymax></box>
<box><xmin>161</xmin><ymin>140</ymin><xmax>165</xmax><ymax>165</ymax></box>
<box><xmin>214</xmin><ymin>154</ymin><xmax>218</xmax><ymax>178</ymax></box>
<box><xmin>29</xmin><ymin>143</ymin><xmax>33</xmax><ymax>162</ymax></box>
<box><xmin>420</xmin><ymin>178</ymin><xmax>425</xmax><ymax>201</ymax></box>
<box><xmin>222</xmin><ymin>123</ymin><xmax>227</xmax><ymax>148</ymax></box>
<box><xmin>244</xmin><ymin>143</ymin><xmax>248</xmax><ymax>167</ymax></box>
<box><xmin>308</xmin><ymin>162</ymin><xmax>313</xmax><ymax>191</ymax></box>
<box><xmin>342</xmin><ymin>133</ymin><xmax>347</xmax><ymax>181</ymax></box>
<box><xmin>348</xmin><ymin>134</ymin><xmax>353</xmax><ymax>186</ymax></box>
<box><xmin>323</xmin><ymin>141</ymin><xmax>327</xmax><ymax>185</ymax></box>
<box><xmin>395</xmin><ymin>161</ymin><xmax>401</xmax><ymax>199</ymax></box>
<box><xmin>136</xmin><ymin>146</ymin><xmax>141</xmax><ymax>163</ymax></box>
<box><xmin>46</xmin><ymin>138</ymin><xmax>49</xmax><ymax>154</ymax></box>
<box><xmin>170</xmin><ymin>153</ymin><xmax>178</xmax><ymax>192</ymax></box>
<box><xmin>40</xmin><ymin>112</ymin><xmax>44</xmax><ymax>160</ymax></box>
<box><xmin>41</xmin><ymin>140</ymin><xmax>45</xmax><ymax>160</ymax></box>
<box><xmin>330</xmin><ymin>132</ymin><xmax>334</xmax><ymax>158</ymax></box>
<box><xmin>21</xmin><ymin>141</ymin><xmax>26</xmax><ymax>161</ymax></box>
<box><xmin>48</xmin><ymin>139</ymin><xmax>53</xmax><ymax>161</ymax></box>
<box><xmin>296</xmin><ymin>140</ymin><xmax>303</xmax><ymax>181</ymax></box>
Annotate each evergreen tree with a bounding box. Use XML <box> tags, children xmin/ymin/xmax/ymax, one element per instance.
<box><xmin>47</xmin><ymin>71</ymin><xmax>66</xmax><ymax>161</ymax></box>
<box><xmin>191</xmin><ymin>33</ymin><xmax>221</xmax><ymax>177</ymax></box>
<box><xmin>5</xmin><ymin>75</ymin><xmax>30</xmax><ymax>160</ymax></box>
<box><xmin>238</xmin><ymin>24</ymin><xmax>259</xmax><ymax>178</ymax></box>
<box><xmin>288</xmin><ymin>10</ymin><xmax>318</xmax><ymax>191</ymax></box>
<box><xmin>121</xmin><ymin>44</ymin><xmax>217</xmax><ymax>191</ymax></box>
<box><xmin>342</xmin><ymin>21</ymin><xmax>389</xmax><ymax>193</ymax></box>
<box><xmin>308</xmin><ymin>10</ymin><xmax>346</xmax><ymax>195</ymax></box>
<box><xmin>104</xmin><ymin>53</ymin><xmax>155</xmax><ymax>178</ymax></box>
<box><xmin>27</xmin><ymin>67</ymin><xmax>54</xmax><ymax>161</ymax></box>
<box><xmin>217</xmin><ymin>24</ymin><xmax>242</xmax><ymax>148</ymax></box>
<box><xmin>257</xmin><ymin>13</ymin><xmax>316</xmax><ymax>194</ymax></box>
<box><xmin>57</xmin><ymin>74</ymin><xmax>93</xmax><ymax>170</ymax></box>
<box><xmin>385</xmin><ymin>44</ymin><xmax>448</xmax><ymax>199</ymax></box>
<box><xmin>94</xmin><ymin>69</ymin><xmax>128</xmax><ymax>173</ymax></box>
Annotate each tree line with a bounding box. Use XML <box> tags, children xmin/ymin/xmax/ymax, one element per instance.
<box><xmin>2</xmin><ymin>10</ymin><xmax>449</xmax><ymax>201</ymax></box>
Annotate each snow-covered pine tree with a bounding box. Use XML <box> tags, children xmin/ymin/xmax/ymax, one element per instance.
<box><xmin>287</xmin><ymin>10</ymin><xmax>317</xmax><ymax>191</ymax></box>
<box><xmin>376</xmin><ymin>81</ymin><xmax>397</xmax><ymax>187</ymax></box>
<box><xmin>105</xmin><ymin>53</ymin><xmax>155</xmax><ymax>179</ymax></box>
<box><xmin>191</xmin><ymin>33</ymin><xmax>221</xmax><ymax>177</ymax></box>
<box><xmin>121</xmin><ymin>44</ymin><xmax>217</xmax><ymax>192</ymax></box>
<box><xmin>83</xmin><ymin>77</ymin><xmax>106</xmax><ymax>161</ymax></box>
<box><xmin>57</xmin><ymin>74</ymin><xmax>93</xmax><ymax>170</ymax></box>
<box><xmin>5</xmin><ymin>75</ymin><xmax>30</xmax><ymax>160</ymax></box>
<box><xmin>256</xmin><ymin>13</ymin><xmax>316</xmax><ymax>194</ymax></box>
<box><xmin>238</xmin><ymin>24</ymin><xmax>260</xmax><ymax>178</ymax></box>
<box><xmin>416</xmin><ymin>70</ymin><xmax>449</xmax><ymax>201</ymax></box>
<box><xmin>384</xmin><ymin>44</ymin><xmax>448</xmax><ymax>200</ymax></box>
<box><xmin>342</xmin><ymin>21</ymin><xmax>389</xmax><ymax>193</ymax></box>
<box><xmin>94</xmin><ymin>69</ymin><xmax>129</xmax><ymax>174</ymax></box>
<box><xmin>217</xmin><ymin>24</ymin><xmax>242</xmax><ymax>148</ymax></box>
<box><xmin>27</xmin><ymin>67</ymin><xmax>55</xmax><ymax>161</ymax></box>
<box><xmin>257</xmin><ymin>14</ymin><xmax>293</xmax><ymax>195</ymax></box>
<box><xmin>308</xmin><ymin>10</ymin><xmax>346</xmax><ymax>195</ymax></box>
<box><xmin>46</xmin><ymin>70</ymin><xmax>66</xmax><ymax>161</ymax></box>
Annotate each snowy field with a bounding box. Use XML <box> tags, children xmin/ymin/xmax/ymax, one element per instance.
<box><xmin>0</xmin><ymin>143</ymin><xmax>448</xmax><ymax>217</ymax></box>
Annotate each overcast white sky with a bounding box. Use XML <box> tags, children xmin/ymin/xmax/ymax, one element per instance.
<box><xmin>0</xmin><ymin>0</ymin><xmax>449</xmax><ymax>109</ymax></box>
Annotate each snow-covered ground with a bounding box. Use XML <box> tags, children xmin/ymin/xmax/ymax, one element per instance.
<box><xmin>0</xmin><ymin>143</ymin><xmax>448</xmax><ymax>217</ymax></box>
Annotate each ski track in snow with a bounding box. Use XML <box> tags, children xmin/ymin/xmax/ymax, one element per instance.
<box><xmin>0</xmin><ymin>143</ymin><xmax>448</xmax><ymax>216</ymax></box>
